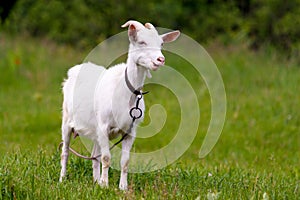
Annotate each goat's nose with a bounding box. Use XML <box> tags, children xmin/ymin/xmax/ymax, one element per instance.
<box><xmin>157</xmin><ymin>57</ymin><xmax>165</xmax><ymax>64</ymax></box>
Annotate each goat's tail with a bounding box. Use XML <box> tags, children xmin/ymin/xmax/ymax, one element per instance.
<box><xmin>67</xmin><ymin>64</ymin><xmax>82</xmax><ymax>78</ymax></box>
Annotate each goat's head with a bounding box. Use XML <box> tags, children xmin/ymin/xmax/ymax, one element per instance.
<box><xmin>122</xmin><ymin>20</ymin><xmax>180</xmax><ymax>71</ymax></box>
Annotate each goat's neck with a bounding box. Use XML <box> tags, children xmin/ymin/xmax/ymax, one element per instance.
<box><xmin>126</xmin><ymin>57</ymin><xmax>147</xmax><ymax>89</ymax></box>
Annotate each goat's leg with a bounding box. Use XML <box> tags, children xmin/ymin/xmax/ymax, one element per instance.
<box><xmin>119</xmin><ymin>133</ymin><xmax>135</xmax><ymax>190</ymax></box>
<box><xmin>91</xmin><ymin>143</ymin><xmax>101</xmax><ymax>183</ymax></box>
<box><xmin>59</xmin><ymin>122</ymin><xmax>72</xmax><ymax>182</ymax></box>
<box><xmin>97</xmin><ymin>126</ymin><xmax>111</xmax><ymax>187</ymax></box>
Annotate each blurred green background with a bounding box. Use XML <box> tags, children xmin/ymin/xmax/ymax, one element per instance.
<box><xmin>1</xmin><ymin>0</ymin><xmax>300</xmax><ymax>57</ymax></box>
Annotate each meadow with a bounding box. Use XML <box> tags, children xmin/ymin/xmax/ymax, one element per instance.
<box><xmin>0</xmin><ymin>33</ymin><xmax>299</xmax><ymax>199</ymax></box>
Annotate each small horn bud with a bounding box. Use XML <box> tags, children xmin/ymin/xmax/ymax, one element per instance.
<box><xmin>145</xmin><ymin>23</ymin><xmax>154</xmax><ymax>29</ymax></box>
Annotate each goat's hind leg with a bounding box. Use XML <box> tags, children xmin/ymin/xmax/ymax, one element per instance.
<box><xmin>91</xmin><ymin>143</ymin><xmax>101</xmax><ymax>184</ymax></box>
<box><xmin>97</xmin><ymin>126</ymin><xmax>111</xmax><ymax>187</ymax></box>
<box><xmin>59</xmin><ymin>121</ymin><xmax>72</xmax><ymax>182</ymax></box>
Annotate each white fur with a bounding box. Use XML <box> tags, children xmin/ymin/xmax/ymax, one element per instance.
<box><xmin>59</xmin><ymin>20</ymin><xmax>180</xmax><ymax>190</ymax></box>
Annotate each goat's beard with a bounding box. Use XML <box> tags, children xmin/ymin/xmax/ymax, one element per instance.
<box><xmin>146</xmin><ymin>69</ymin><xmax>152</xmax><ymax>78</ymax></box>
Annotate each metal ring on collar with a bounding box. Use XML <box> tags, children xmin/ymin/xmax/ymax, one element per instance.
<box><xmin>129</xmin><ymin>107</ymin><xmax>143</xmax><ymax>119</ymax></box>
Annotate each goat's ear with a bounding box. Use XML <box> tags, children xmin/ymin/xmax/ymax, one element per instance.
<box><xmin>121</xmin><ymin>20</ymin><xmax>144</xmax><ymax>42</ymax></box>
<box><xmin>128</xmin><ymin>24</ymin><xmax>138</xmax><ymax>42</ymax></box>
<box><xmin>161</xmin><ymin>30</ymin><xmax>180</xmax><ymax>43</ymax></box>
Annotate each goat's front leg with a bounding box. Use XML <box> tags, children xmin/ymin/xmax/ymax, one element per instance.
<box><xmin>91</xmin><ymin>143</ymin><xmax>101</xmax><ymax>184</ymax></box>
<box><xmin>119</xmin><ymin>133</ymin><xmax>135</xmax><ymax>190</ymax></box>
<box><xmin>97</xmin><ymin>127</ymin><xmax>111</xmax><ymax>187</ymax></box>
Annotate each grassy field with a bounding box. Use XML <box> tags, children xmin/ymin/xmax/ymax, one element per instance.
<box><xmin>0</xmin><ymin>34</ymin><xmax>299</xmax><ymax>199</ymax></box>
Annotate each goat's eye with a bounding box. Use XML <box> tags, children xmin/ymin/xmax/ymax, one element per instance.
<box><xmin>138</xmin><ymin>41</ymin><xmax>147</xmax><ymax>46</ymax></box>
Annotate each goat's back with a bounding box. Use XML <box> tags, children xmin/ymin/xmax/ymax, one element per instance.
<box><xmin>62</xmin><ymin>62</ymin><xmax>134</xmax><ymax>139</ymax></box>
<box><xmin>62</xmin><ymin>62</ymin><xmax>106</xmax><ymax>139</ymax></box>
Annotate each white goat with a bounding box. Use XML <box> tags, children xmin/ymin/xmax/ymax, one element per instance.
<box><xmin>59</xmin><ymin>20</ymin><xmax>180</xmax><ymax>190</ymax></box>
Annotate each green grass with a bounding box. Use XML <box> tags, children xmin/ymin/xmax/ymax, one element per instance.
<box><xmin>1</xmin><ymin>150</ymin><xmax>298</xmax><ymax>199</ymax></box>
<box><xmin>0</xmin><ymin>34</ymin><xmax>299</xmax><ymax>199</ymax></box>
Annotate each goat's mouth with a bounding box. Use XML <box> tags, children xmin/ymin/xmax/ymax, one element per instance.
<box><xmin>151</xmin><ymin>63</ymin><xmax>161</xmax><ymax>71</ymax></box>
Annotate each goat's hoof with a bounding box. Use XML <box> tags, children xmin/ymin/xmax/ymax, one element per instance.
<box><xmin>99</xmin><ymin>180</ymin><xmax>109</xmax><ymax>188</ymax></box>
<box><xmin>59</xmin><ymin>176</ymin><xmax>64</xmax><ymax>182</ymax></box>
<box><xmin>119</xmin><ymin>183</ymin><xmax>128</xmax><ymax>191</ymax></box>
<box><xmin>93</xmin><ymin>177</ymin><xmax>101</xmax><ymax>184</ymax></box>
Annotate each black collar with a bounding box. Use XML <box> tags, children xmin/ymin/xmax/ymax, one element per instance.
<box><xmin>125</xmin><ymin>68</ymin><xmax>149</xmax><ymax>95</ymax></box>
